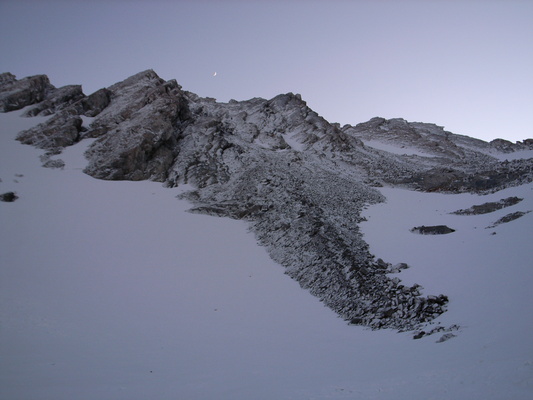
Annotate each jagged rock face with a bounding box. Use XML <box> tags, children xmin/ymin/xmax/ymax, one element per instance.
<box><xmin>489</xmin><ymin>138</ymin><xmax>532</xmax><ymax>153</ymax></box>
<box><xmin>22</xmin><ymin>85</ymin><xmax>85</xmax><ymax>117</ymax></box>
<box><xmin>3</xmin><ymin>70</ymin><xmax>533</xmax><ymax>332</ymax></box>
<box><xmin>0</xmin><ymin>73</ymin><xmax>54</xmax><ymax>112</ymax></box>
<box><xmin>83</xmin><ymin>71</ymin><xmax>191</xmax><ymax>181</ymax></box>
<box><xmin>16</xmin><ymin>112</ymin><xmax>83</xmax><ymax>149</ymax></box>
<box><xmin>0</xmin><ymin>72</ymin><xmax>17</xmax><ymax>85</ymax></box>
<box><xmin>346</xmin><ymin>117</ymin><xmax>489</xmax><ymax>171</ymax></box>
<box><xmin>76</xmin><ymin>88</ymin><xmax>112</xmax><ymax>117</ymax></box>
<box><xmin>342</xmin><ymin>117</ymin><xmax>533</xmax><ymax>192</ymax></box>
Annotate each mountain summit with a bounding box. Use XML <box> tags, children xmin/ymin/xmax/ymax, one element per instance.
<box><xmin>2</xmin><ymin>70</ymin><xmax>532</xmax><ymax>334</ymax></box>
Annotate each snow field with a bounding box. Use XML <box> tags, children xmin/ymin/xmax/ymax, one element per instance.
<box><xmin>1</xmin><ymin>109</ymin><xmax>532</xmax><ymax>399</ymax></box>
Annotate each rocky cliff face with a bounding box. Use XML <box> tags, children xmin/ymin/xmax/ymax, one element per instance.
<box><xmin>2</xmin><ymin>70</ymin><xmax>532</xmax><ymax>333</ymax></box>
<box><xmin>0</xmin><ymin>73</ymin><xmax>55</xmax><ymax>112</ymax></box>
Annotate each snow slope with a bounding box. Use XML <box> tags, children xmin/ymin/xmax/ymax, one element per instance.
<box><xmin>1</xmin><ymin>110</ymin><xmax>532</xmax><ymax>399</ymax></box>
<box><xmin>491</xmin><ymin>149</ymin><xmax>533</xmax><ymax>161</ymax></box>
<box><xmin>361</xmin><ymin>138</ymin><xmax>438</xmax><ymax>157</ymax></box>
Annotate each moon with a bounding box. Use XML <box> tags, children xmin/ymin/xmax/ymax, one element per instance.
<box><xmin>213</xmin><ymin>72</ymin><xmax>217</xmax><ymax>77</ymax></box>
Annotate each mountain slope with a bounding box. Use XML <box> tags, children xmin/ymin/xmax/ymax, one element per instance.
<box><xmin>1</xmin><ymin>106</ymin><xmax>532</xmax><ymax>399</ymax></box>
<box><xmin>3</xmin><ymin>70</ymin><xmax>533</xmax><ymax>334</ymax></box>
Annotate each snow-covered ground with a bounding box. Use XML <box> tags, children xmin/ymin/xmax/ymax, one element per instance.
<box><xmin>361</xmin><ymin>138</ymin><xmax>438</xmax><ymax>157</ymax></box>
<box><xmin>1</xmin><ymin>110</ymin><xmax>532</xmax><ymax>399</ymax></box>
<box><xmin>490</xmin><ymin>148</ymin><xmax>533</xmax><ymax>161</ymax></box>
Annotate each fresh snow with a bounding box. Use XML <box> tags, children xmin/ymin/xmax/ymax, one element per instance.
<box><xmin>490</xmin><ymin>148</ymin><xmax>533</xmax><ymax>161</ymax></box>
<box><xmin>362</xmin><ymin>138</ymin><xmax>437</xmax><ymax>157</ymax></box>
<box><xmin>456</xmin><ymin>142</ymin><xmax>533</xmax><ymax>161</ymax></box>
<box><xmin>1</xmin><ymin>110</ymin><xmax>533</xmax><ymax>399</ymax></box>
<box><xmin>282</xmin><ymin>132</ymin><xmax>306</xmax><ymax>152</ymax></box>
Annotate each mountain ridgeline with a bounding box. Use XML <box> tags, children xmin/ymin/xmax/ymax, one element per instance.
<box><xmin>2</xmin><ymin>70</ymin><xmax>532</xmax><ymax>334</ymax></box>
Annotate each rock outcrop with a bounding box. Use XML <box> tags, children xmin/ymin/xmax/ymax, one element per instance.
<box><xmin>17</xmin><ymin>112</ymin><xmax>83</xmax><ymax>149</ymax></box>
<box><xmin>0</xmin><ymin>73</ymin><xmax>54</xmax><ymax>112</ymax></box>
<box><xmin>83</xmin><ymin>70</ymin><xmax>190</xmax><ymax>181</ymax></box>
<box><xmin>410</xmin><ymin>225</ymin><xmax>456</xmax><ymax>235</ymax></box>
<box><xmin>451</xmin><ymin>197</ymin><xmax>523</xmax><ymax>215</ymax></box>
<box><xmin>0</xmin><ymin>191</ymin><xmax>18</xmax><ymax>202</ymax></box>
<box><xmin>23</xmin><ymin>85</ymin><xmax>85</xmax><ymax>117</ymax></box>
<box><xmin>341</xmin><ymin>117</ymin><xmax>533</xmax><ymax>192</ymax></box>
<box><xmin>486</xmin><ymin>211</ymin><xmax>531</xmax><ymax>228</ymax></box>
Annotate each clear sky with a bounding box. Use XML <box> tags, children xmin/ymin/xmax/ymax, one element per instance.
<box><xmin>1</xmin><ymin>0</ymin><xmax>532</xmax><ymax>142</ymax></box>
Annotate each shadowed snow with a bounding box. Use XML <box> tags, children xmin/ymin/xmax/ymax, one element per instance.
<box><xmin>1</xmin><ymin>109</ymin><xmax>532</xmax><ymax>399</ymax></box>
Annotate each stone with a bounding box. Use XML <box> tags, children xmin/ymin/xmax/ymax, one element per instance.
<box><xmin>390</xmin><ymin>263</ymin><xmax>409</xmax><ymax>273</ymax></box>
<box><xmin>0</xmin><ymin>74</ymin><xmax>54</xmax><ymax>112</ymax></box>
<box><xmin>17</xmin><ymin>112</ymin><xmax>83</xmax><ymax>149</ymax></box>
<box><xmin>413</xmin><ymin>331</ymin><xmax>425</xmax><ymax>339</ymax></box>
<box><xmin>40</xmin><ymin>153</ymin><xmax>65</xmax><ymax>169</ymax></box>
<box><xmin>0</xmin><ymin>72</ymin><xmax>16</xmax><ymax>85</ymax></box>
<box><xmin>486</xmin><ymin>211</ymin><xmax>531</xmax><ymax>228</ymax></box>
<box><xmin>83</xmin><ymin>71</ymin><xmax>191</xmax><ymax>181</ymax></box>
<box><xmin>451</xmin><ymin>197</ymin><xmax>523</xmax><ymax>215</ymax></box>
<box><xmin>76</xmin><ymin>88</ymin><xmax>112</xmax><ymax>117</ymax></box>
<box><xmin>0</xmin><ymin>192</ymin><xmax>18</xmax><ymax>202</ymax></box>
<box><xmin>436</xmin><ymin>333</ymin><xmax>456</xmax><ymax>343</ymax></box>
<box><xmin>23</xmin><ymin>85</ymin><xmax>85</xmax><ymax>116</ymax></box>
<box><xmin>410</xmin><ymin>225</ymin><xmax>455</xmax><ymax>235</ymax></box>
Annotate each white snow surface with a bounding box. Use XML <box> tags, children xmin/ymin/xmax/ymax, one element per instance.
<box><xmin>1</xmin><ymin>110</ymin><xmax>533</xmax><ymax>399</ymax></box>
<box><xmin>490</xmin><ymin>148</ymin><xmax>533</xmax><ymax>161</ymax></box>
<box><xmin>361</xmin><ymin>138</ymin><xmax>437</xmax><ymax>157</ymax></box>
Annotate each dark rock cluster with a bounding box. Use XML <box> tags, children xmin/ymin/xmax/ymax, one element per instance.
<box><xmin>342</xmin><ymin>117</ymin><xmax>533</xmax><ymax>192</ymax></box>
<box><xmin>0</xmin><ymin>191</ymin><xmax>18</xmax><ymax>202</ymax></box>
<box><xmin>0</xmin><ymin>73</ymin><xmax>54</xmax><ymax>112</ymax></box>
<box><xmin>451</xmin><ymin>197</ymin><xmax>523</xmax><ymax>215</ymax></box>
<box><xmin>486</xmin><ymin>211</ymin><xmax>531</xmax><ymax>228</ymax></box>
<box><xmin>17</xmin><ymin>113</ymin><xmax>83</xmax><ymax>149</ymax></box>
<box><xmin>410</xmin><ymin>225</ymin><xmax>456</xmax><ymax>235</ymax></box>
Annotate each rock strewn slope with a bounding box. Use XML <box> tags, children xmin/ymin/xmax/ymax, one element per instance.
<box><xmin>4</xmin><ymin>70</ymin><xmax>533</xmax><ymax>332</ymax></box>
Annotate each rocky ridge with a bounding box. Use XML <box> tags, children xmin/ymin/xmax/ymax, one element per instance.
<box><xmin>2</xmin><ymin>70</ymin><xmax>533</xmax><ymax>333</ymax></box>
<box><xmin>451</xmin><ymin>196</ymin><xmax>523</xmax><ymax>215</ymax></box>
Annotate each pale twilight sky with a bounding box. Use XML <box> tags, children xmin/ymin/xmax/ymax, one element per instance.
<box><xmin>1</xmin><ymin>0</ymin><xmax>532</xmax><ymax>142</ymax></box>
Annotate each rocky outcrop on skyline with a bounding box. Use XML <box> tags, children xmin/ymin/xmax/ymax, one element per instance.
<box><xmin>2</xmin><ymin>70</ymin><xmax>532</xmax><ymax>334</ymax></box>
<box><xmin>0</xmin><ymin>73</ymin><xmax>55</xmax><ymax>112</ymax></box>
